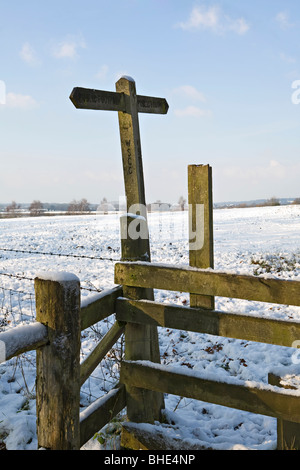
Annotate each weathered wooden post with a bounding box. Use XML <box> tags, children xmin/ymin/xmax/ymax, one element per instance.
<box><xmin>268</xmin><ymin>369</ymin><xmax>300</xmax><ymax>450</ymax></box>
<box><xmin>117</xmin><ymin>77</ymin><xmax>164</xmax><ymax>423</ymax></box>
<box><xmin>70</xmin><ymin>77</ymin><xmax>168</xmax><ymax>423</ymax></box>
<box><xmin>35</xmin><ymin>272</ymin><xmax>81</xmax><ymax>450</ymax></box>
<box><xmin>120</xmin><ymin>214</ymin><xmax>164</xmax><ymax>424</ymax></box>
<box><xmin>188</xmin><ymin>164</ymin><xmax>214</xmax><ymax>309</ymax></box>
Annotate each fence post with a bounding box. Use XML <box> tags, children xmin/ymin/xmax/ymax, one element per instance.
<box><xmin>268</xmin><ymin>371</ymin><xmax>300</xmax><ymax>450</ymax></box>
<box><xmin>188</xmin><ymin>164</ymin><xmax>214</xmax><ymax>310</ymax></box>
<box><xmin>120</xmin><ymin>214</ymin><xmax>165</xmax><ymax>423</ymax></box>
<box><xmin>35</xmin><ymin>272</ymin><xmax>81</xmax><ymax>450</ymax></box>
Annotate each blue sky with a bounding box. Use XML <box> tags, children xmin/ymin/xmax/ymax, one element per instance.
<box><xmin>0</xmin><ymin>0</ymin><xmax>299</xmax><ymax>204</ymax></box>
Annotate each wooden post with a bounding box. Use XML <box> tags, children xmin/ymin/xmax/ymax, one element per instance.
<box><xmin>70</xmin><ymin>76</ymin><xmax>168</xmax><ymax>424</ymax></box>
<box><xmin>188</xmin><ymin>164</ymin><xmax>214</xmax><ymax>309</ymax></box>
<box><xmin>120</xmin><ymin>214</ymin><xmax>164</xmax><ymax>423</ymax></box>
<box><xmin>35</xmin><ymin>272</ymin><xmax>81</xmax><ymax>450</ymax></box>
<box><xmin>115</xmin><ymin>76</ymin><xmax>165</xmax><ymax>424</ymax></box>
<box><xmin>276</xmin><ymin>420</ymin><xmax>300</xmax><ymax>450</ymax></box>
<box><xmin>268</xmin><ymin>370</ymin><xmax>300</xmax><ymax>450</ymax></box>
<box><xmin>116</xmin><ymin>77</ymin><xmax>148</xmax><ymax>220</ymax></box>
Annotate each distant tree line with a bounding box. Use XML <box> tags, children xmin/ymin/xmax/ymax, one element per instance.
<box><xmin>5</xmin><ymin>200</ymin><xmax>21</xmax><ymax>215</ymax></box>
<box><xmin>1</xmin><ymin>195</ymin><xmax>300</xmax><ymax>218</ymax></box>
<box><xmin>218</xmin><ymin>197</ymin><xmax>300</xmax><ymax>209</ymax></box>
<box><xmin>67</xmin><ymin>198</ymin><xmax>90</xmax><ymax>214</ymax></box>
<box><xmin>29</xmin><ymin>200</ymin><xmax>44</xmax><ymax>215</ymax></box>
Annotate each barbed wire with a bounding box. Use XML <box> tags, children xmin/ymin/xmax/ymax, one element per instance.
<box><xmin>0</xmin><ymin>246</ymin><xmax>119</xmax><ymax>293</ymax></box>
<box><xmin>0</xmin><ymin>271</ymin><xmax>35</xmax><ymax>282</ymax></box>
<box><xmin>0</xmin><ymin>272</ymin><xmax>105</xmax><ymax>293</ymax></box>
<box><xmin>0</xmin><ymin>286</ymin><xmax>35</xmax><ymax>329</ymax></box>
<box><xmin>1</xmin><ymin>285</ymin><xmax>34</xmax><ymax>296</ymax></box>
<box><xmin>0</xmin><ymin>276</ymin><xmax>107</xmax><ymax>329</ymax></box>
<box><xmin>0</xmin><ymin>247</ymin><xmax>119</xmax><ymax>262</ymax></box>
<box><xmin>0</xmin><ymin>279</ymin><xmax>105</xmax><ymax>331</ymax></box>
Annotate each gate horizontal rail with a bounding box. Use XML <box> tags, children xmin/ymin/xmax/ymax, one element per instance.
<box><xmin>120</xmin><ymin>360</ymin><xmax>300</xmax><ymax>423</ymax></box>
<box><xmin>1</xmin><ymin>262</ymin><xmax>299</xmax><ymax>450</ymax></box>
<box><xmin>115</xmin><ymin>260</ymin><xmax>300</xmax><ymax>450</ymax></box>
<box><xmin>115</xmin><ymin>261</ymin><xmax>300</xmax><ymax>306</ymax></box>
<box><xmin>115</xmin><ymin>297</ymin><xmax>300</xmax><ymax>347</ymax></box>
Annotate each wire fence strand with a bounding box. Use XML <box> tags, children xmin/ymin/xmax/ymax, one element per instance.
<box><xmin>0</xmin><ymin>245</ymin><xmax>120</xmax><ymax>329</ymax></box>
<box><xmin>0</xmin><ymin>286</ymin><xmax>35</xmax><ymax>330</ymax></box>
<box><xmin>0</xmin><ymin>247</ymin><xmax>119</xmax><ymax>262</ymax></box>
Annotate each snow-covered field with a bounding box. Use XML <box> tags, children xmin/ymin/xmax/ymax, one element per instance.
<box><xmin>0</xmin><ymin>205</ymin><xmax>299</xmax><ymax>450</ymax></box>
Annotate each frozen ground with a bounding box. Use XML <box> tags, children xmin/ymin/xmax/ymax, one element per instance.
<box><xmin>0</xmin><ymin>204</ymin><xmax>299</xmax><ymax>450</ymax></box>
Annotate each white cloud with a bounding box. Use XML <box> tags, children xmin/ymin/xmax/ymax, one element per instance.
<box><xmin>173</xmin><ymin>85</ymin><xmax>206</xmax><ymax>102</ymax></box>
<box><xmin>96</xmin><ymin>64</ymin><xmax>109</xmax><ymax>80</ymax></box>
<box><xmin>52</xmin><ymin>35</ymin><xmax>86</xmax><ymax>59</ymax></box>
<box><xmin>20</xmin><ymin>42</ymin><xmax>40</xmax><ymax>65</ymax></box>
<box><xmin>0</xmin><ymin>80</ymin><xmax>6</xmax><ymax>105</ymax></box>
<box><xmin>229</xmin><ymin>17</ymin><xmax>249</xmax><ymax>35</ymax></box>
<box><xmin>84</xmin><ymin>170</ymin><xmax>122</xmax><ymax>183</ymax></box>
<box><xmin>275</xmin><ymin>11</ymin><xmax>294</xmax><ymax>30</ymax></box>
<box><xmin>5</xmin><ymin>92</ymin><xmax>38</xmax><ymax>109</ymax></box>
<box><xmin>177</xmin><ymin>5</ymin><xmax>250</xmax><ymax>35</ymax></box>
<box><xmin>279</xmin><ymin>52</ymin><xmax>296</xmax><ymax>64</ymax></box>
<box><xmin>223</xmin><ymin>160</ymin><xmax>289</xmax><ymax>182</ymax></box>
<box><xmin>179</xmin><ymin>5</ymin><xmax>219</xmax><ymax>31</ymax></box>
<box><xmin>174</xmin><ymin>105</ymin><xmax>212</xmax><ymax>118</ymax></box>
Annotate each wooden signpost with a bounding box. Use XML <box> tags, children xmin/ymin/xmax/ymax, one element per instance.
<box><xmin>70</xmin><ymin>77</ymin><xmax>168</xmax><ymax>218</ymax></box>
<box><xmin>70</xmin><ymin>77</ymin><xmax>168</xmax><ymax>422</ymax></box>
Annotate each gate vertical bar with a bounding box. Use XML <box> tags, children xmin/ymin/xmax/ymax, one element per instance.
<box><xmin>188</xmin><ymin>164</ymin><xmax>214</xmax><ymax>309</ymax></box>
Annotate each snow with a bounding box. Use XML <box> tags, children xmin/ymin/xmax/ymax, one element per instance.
<box><xmin>80</xmin><ymin>386</ymin><xmax>121</xmax><ymax>422</ymax></box>
<box><xmin>35</xmin><ymin>271</ymin><xmax>80</xmax><ymax>283</ymax></box>
<box><xmin>0</xmin><ymin>205</ymin><xmax>299</xmax><ymax>450</ymax></box>
<box><xmin>0</xmin><ymin>323</ymin><xmax>47</xmax><ymax>363</ymax></box>
<box><xmin>120</xmin><ymin>75</ymin><xmax>135</xmax><ymax>83</ymax></box>
<box><xmin>80</xmin><ymin>286</ymin><xmax>121</xmax><ymax>309</ymax></box>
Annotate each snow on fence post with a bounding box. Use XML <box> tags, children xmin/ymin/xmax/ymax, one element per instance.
<box><xmin>34</xmin><ymin>272</ymin><xmax>81</xmax><ymax>450</ymax></box>
<box><xmin>188</xmin><ymin>164</ymin><xmax>215</xmax><ymax>310</ymax></box>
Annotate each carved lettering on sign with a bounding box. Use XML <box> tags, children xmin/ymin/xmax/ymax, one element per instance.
<box><xmin>125</xmin><ymin>140</ymin><xmax>133</xmax><ymax>174</ymax></box>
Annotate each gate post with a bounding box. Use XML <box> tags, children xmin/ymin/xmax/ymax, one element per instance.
<box><xmin>35</xmin><ymin>272</ymin><xmax>81</xmax><ymax>450</ymax></box>
<box><xmin>268</xmin><ymin>370</ymin><xmax>300</xmax><ymax>450</ymax></box>
<box><xmin>120</xmin><ymin>214</ymin><xmax>165</xmax><ymax>423</ymax></box>
<box><xmin>188</xmin><ymin>164</ymin><xmax>214</xmax><ymax>310</ymax></box>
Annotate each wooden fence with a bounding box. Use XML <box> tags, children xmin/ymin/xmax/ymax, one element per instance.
<box><xmin>0</xmin><ymin>278</ymin><xmax>126</xmax><ymax>449</ymax></box>
<box><xmin>0</xmin><ymin>165</ymin><xmax>299</xmax><ymax>450</ymax></box>
<box><xmin>1</xmin><ymin>261</ymin><xmax>299</xmax><ymax>450</ymax></box>
<box><xmin>115</xmin><ymin>261</ymin><xmax>300</xmax><ymax>450</ymax></box>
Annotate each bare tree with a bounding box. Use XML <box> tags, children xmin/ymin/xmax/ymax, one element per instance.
<box><xmin>98</xmin><ymin>197</ymin><xmax>108</xmax><ymax>214</ymax></box>
<box><xmin>78</xmin><ymin>198</ymin><xmax>90</xmax><ymax>213</ymax></box>
<box><xmin>67</xmin><ymin>198</ymin><xmax>90</xmax><ymax>214</ymax></box>
<box><xmin>266</xmin><ymin>197</ymin><xmax>280</xmax><ymax>207</ymax></box>
<box><xmin>29</xmin><ymin>200</ymin><xmax>43</xmax><ymax>216</ymax></box>
<box><xmin>178</xmin><ymin>196</ymin><xmax>186</xmax><ymax>211</ymax></box>
<box><xmin>5</xmin><ymin>201</ymin><xmax>20</xmax><ymax>216</ymax></box>
<box><xmin>67</xmin><ymin>199</ymin><xmax>78</xmax><ymax>214</ymax></box>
